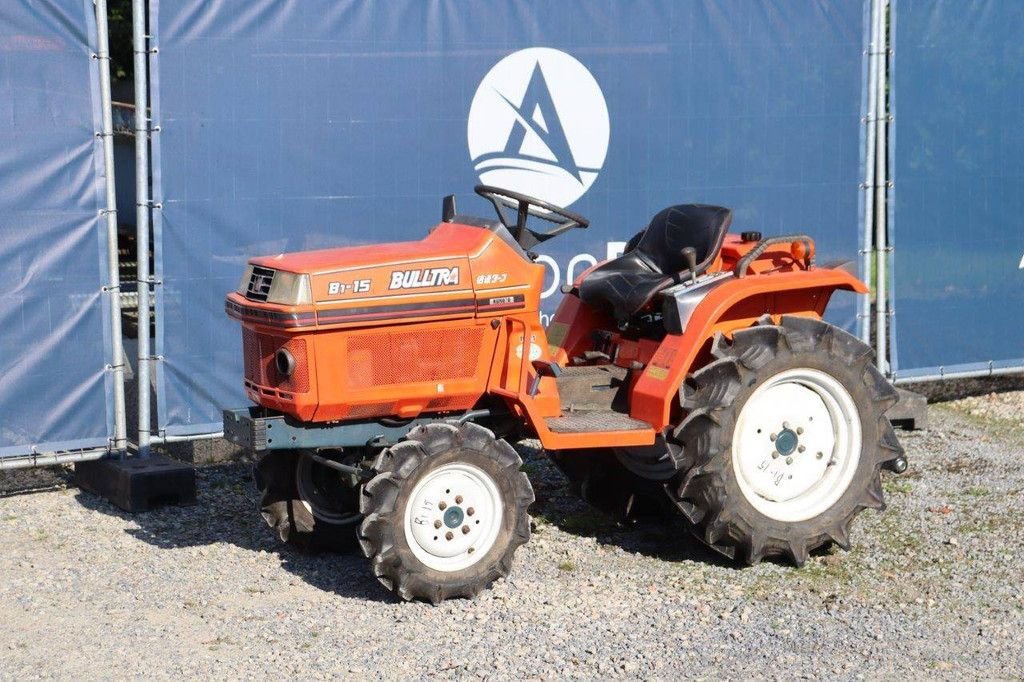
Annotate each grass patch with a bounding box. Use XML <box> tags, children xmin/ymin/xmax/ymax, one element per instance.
<box><xmin>963</xmin><ymin>486</ymin><xmax>989</xmax><ymax>497</ymax></box>
<box><xmin>956</xmin><ymin>516</ymin><xmax>1002</xmax><ymax>535</ymax></box>
<box><xmin>883</xmin><ymin>479</ymin><xmax>913</xmax><ymax>495</ymax></box>
<box><xmin>557</xmin><ymin>559</ymin><xmax>576</xmax><ymax>572</ymax></box>
<box><xmin>790</xmin><ymin>555</ymin><xmax>856</xmax><ymax>585</ymax></box>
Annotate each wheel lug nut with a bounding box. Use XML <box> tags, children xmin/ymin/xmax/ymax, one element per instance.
<box><xmin>798</xmin><ymin>445</ymin><xmax>806</xmax><ymax>453</ymax></box>
<box><xmin>816</xmin><ymin>451</ymin><xmax>824</xmax><ymax>459</ymax></box>
<box><xmin>769</xmin><ymin>433</ymin><xmax>777</xmax><ymax>442</ymax></box>
<box><xmin>438</xmin><ymin>501</ymin><xmax>447</xmax><ymax>510</ymax></box>
<box><xmin>796</xmin><ymin>427</ymin><xmax>804</xmax><ymax>435</ymax></box>
<box><xmin>434</xmin><ymin>520</ymin><xmax>442</xmax><ymax>529</ymax></box>
<box><xmin>785</xmin><ymin>456</ymin><xmax>793</xmax><ymax>465</ymax></box>
<box><xmin>771</xmin><ymin>452</ymin><xmax>779</xmax><ymax>459</ymax></box>
<box><xmin>445</xmin><ymin>531</ymin><xmax>454</xmax><ymax>541</ymax></box>
<box><xmin>455</xmin><ymin>495</ymin><xmax>463</xmax><ymax>504</ymax></box>
<box><xmin>783</xmin><ymin>421</ymin><xmax>791</xmax><ymax>429</ymax></box>
<box><xmin>467</xmin><ymin>507</ymin><xmax>475</xmax><ymax>516</ymax></box>
<box><xmin>461</xmin><ymin>525</ymin><xmax>470</xmax><ymax>534</ymax></box>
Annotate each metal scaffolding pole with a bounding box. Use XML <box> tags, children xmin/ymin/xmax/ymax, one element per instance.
<box><xmin>94</xmin><ymin>0</ymin><xmax>128</xmax><ymax>456</ymax></box>
<box><xmin>860</xmin><ymin>0</ymin><xmax>880</xmax><ymax>345</ymax></box>
<box><xmin>873</xmin><ymin>0</ymin><xmax>890</xmax><ymax>373</ymax></box>
<box><xmin>0</xmin><ymin>447</ymin><xmax>109</xmax><ymax>472</ymax></box>
<box><xmin>133</xmin><ymin>0</ymin><xmax>154</xmax><ymax>457</ymax></box>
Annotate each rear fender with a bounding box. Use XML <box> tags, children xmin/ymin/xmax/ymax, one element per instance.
<box><xmin>630</xmin><ymin>267</ymin><xmax>868</xmax><ymax>430</ymax></box>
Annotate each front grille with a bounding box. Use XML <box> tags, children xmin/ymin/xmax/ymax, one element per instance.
<box><xmin>245</xmin><ymin>266</ymin><xmax>275</xmax><ymax>302</ymax></box>
<box><xmin>345</xmin><ymin>327</ymin><xmax>484</xmax><ymax>389</ymax></box>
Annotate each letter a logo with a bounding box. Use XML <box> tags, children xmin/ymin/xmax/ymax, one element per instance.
<box><xmin>467</xmin><ymin>48</ymin><xmax>610</xmax><ymax>208</ymax></box>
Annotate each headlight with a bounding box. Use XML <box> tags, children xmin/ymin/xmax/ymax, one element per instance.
<box><xmin>236</xmin><ymin>264</ymin><xmax>254</xmax><ymax>294</ymax></box>
<box><xmin>266</xmin><ymin>271</ymin><xmax>312</xmax><ymax>305</ymax></box>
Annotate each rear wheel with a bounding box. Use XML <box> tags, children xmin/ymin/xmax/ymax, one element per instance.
<box><xmin>665</xmin><ymin>315</ymin><xmax>905</xmax><ymax>565</ymax></box>
<box><xmin>255</xmin><ymin>449</ymin><xmax>363</xmax><ymax>552</ymax></box>
<box><xmin>359</xmin><ymin>422</ymin><xmax>533</xmax><ymax>603</ymax></box>
<box><xmin>549</xmin><ymin>441</ymin><xmax>675</xmax><ymax>521</ymax></box>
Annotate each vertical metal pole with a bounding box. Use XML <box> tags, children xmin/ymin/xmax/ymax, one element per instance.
<box><xmin>873</xmin><ymin>0</ymin><xmax>889</xmax><ymax>373</ymax></box>
<box><xmin>860</xmin><ymin>0</ymin><xmax>879</xmax><ymax>344</ymax></box>
<box><xmin>133</xmin><ymin>0</ymin><xmax>152</xmax><ymax>457</ymax></box>
<box><xmin>94</xmin><ymin>0</ymin><xmax>128</xmax><ymax>456</ymax></box>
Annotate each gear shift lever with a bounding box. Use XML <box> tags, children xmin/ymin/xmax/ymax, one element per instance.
<box><xmin>681</xmin><ymin>247</ymin><xmax>697</xmax><ymax>284</ymax></box>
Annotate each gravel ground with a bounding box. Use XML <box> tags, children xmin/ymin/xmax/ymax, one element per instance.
<box><xmin>1</xmin><ymin>393</ymin><xmax>1023</xmax><ymax>679</ymax></box>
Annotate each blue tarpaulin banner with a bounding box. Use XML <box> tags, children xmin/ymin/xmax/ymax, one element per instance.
<box><xmin>150</xmin><ymin>0</ymin><xmax>869</xmax><ymax>435</ymax></box>
<box><xmin>889</xmin><ymin>0</ymin><xmax>1024</xmax><ymax>379</ymax></box>
<box><xmin>0</xmin><ymin>1</ymin><xmax>112</xmax><ymax>456</ymax></box>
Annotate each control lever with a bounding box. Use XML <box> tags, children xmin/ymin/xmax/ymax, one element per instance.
<box><xmin>681</xmin><ymin>247</ymin><xmax>698</xmax><ymax>284</ymax></box>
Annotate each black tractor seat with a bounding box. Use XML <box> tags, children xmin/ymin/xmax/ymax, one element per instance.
<box><xmin>579</xmin><ymin>204</ymin><xmax>732</xmax><ymax>322</ymax></box>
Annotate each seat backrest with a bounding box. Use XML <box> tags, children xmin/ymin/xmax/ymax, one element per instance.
<box><xmin>633</xmin><ymin>204</ymin><xmax>732</xmax><ymax>276</ymax></box>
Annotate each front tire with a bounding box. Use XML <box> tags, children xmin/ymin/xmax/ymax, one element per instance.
<box><xmin>666</xmin><ymin>315</ymin><xmax>905</xmax><ymax>565</ymax></box>
<box><xmin>359</xmin><ymin>423</ymin><xmax>534</xmax><ymax>603</ymax></box>
<box><xmin>255</xmin><ymin>449</ymin><xmax>363</xmax><ymax>552</ymax></box>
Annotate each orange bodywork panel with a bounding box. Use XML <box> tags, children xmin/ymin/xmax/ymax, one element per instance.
<box><xmin>227</xmin><ymin>222</ymin><xmax>545</xmax><ymax>423</ymax></box>
<box><xmin>630</xmin><ymin>267</ymin><xmax>868</xmax><ymax>430</ymax></box>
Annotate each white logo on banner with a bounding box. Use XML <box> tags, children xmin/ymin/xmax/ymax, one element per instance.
<box><xmin>467</xmin><ymin>48</ymin><xmax>610</xmax><ymax>208</ymax></box>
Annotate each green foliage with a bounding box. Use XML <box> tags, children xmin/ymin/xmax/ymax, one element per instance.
<box><xmin>108</xmin><ymin>0</ymin><xmax>134</xmax><ymax>82</ymax></box>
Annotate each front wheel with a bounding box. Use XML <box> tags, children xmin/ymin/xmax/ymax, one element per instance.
<box><xmin>666</xmin><ymin>315</ymin><xmax>905</xmax><ymax>565</ymax></box>
<box><xmin>358</xmin><ymin>422</ymin><xmax>534</xmax><ymax>603</ymax></box>
<box><xmin>255</xmin><ymin>449</ymin><xmax>364</xmax><ymax>552</ymax></box>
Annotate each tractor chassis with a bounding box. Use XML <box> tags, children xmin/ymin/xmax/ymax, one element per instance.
<box><xmin>222</xmin><ymin>406</ymin><xmax>447</xmax><ymax>453</ymax></box>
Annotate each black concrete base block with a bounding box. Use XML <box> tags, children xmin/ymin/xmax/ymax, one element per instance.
<box><xmin>75</xmin><ymin>454</ymin><xmax>197</xmax><ymax>512</ymax></box>
<box><xmin>887</xmin><ymin>387</ymin><xmax>929</xmax><ymax>431</ymax></box>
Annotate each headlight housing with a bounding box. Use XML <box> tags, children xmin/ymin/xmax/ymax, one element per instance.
<box><xmin>237</xmin><ymin>264</ymin><xmax>312</xmax><ymax>305</ymax></box>
<box><xmin>236</xmin><ymin>264</ymin><xmax>254</xmax><ymax>294</ymax></box>
<box><xmin>267</xmin><ymin>271</ymin><xmax>312</xmax><ymax>305</ymax></box>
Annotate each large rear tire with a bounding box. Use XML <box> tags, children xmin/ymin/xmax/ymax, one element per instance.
<box><xmin>665</xmin><ymin>315</ymin><xmax>905</xmax><ymax>565</ymax></box>
<box><xmin>255</xmin><ymin>449</ymin><xmax>363</xmax><ymax>552</ymax></box>
<box><xmin>359</xmin><ymin>422</ymin><xmax>533</xmax><ymax>603</ymax></box>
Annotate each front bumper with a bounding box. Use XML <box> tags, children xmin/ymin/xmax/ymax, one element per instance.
<box><xmin>223</xmin><ymin>407</ymin><xmax>432</xmax><ymax>452</ymax></box>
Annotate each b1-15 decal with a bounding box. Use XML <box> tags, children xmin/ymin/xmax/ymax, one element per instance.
<box><xmin>327</xmin><ymin>279</ymin><xmax>371</xmax><ymax>295</ymax></box>
<box><xmin>389</xmin><ymin>266</ymin><xmax>460</xmax><ymax>290</ymax></box>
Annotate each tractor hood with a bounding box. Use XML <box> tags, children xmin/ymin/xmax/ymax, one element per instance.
<box><xmin>228</xmin><ymin>222</ymin><xmax>543</xmax><ymax>330</ymax></box>
<box><xmin>250</xmin><ymin>223</ymin><xmax>488</xmax><ymax>276</ymax></box>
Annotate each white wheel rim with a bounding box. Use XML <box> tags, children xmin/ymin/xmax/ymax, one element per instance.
<box><xmin>731</xmin><ymin>368</ymin><xmax>862</xmax><ymax>523</ymax></box>
<box><xmin>403</xmin><ymin>462</ymin><xmax>503</xmax><ymax>572</ymax></box>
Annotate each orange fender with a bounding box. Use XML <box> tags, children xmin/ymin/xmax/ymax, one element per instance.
<box><xmin>630</xmin><ymin>267</ymin><xmax>869</xmax><ymax>430</ymax></box>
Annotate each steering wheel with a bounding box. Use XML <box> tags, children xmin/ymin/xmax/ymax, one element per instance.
<box><xmin>474</xmin><ymin>185</ymin><xmax>589</xmax><ymax>249</ymax></box>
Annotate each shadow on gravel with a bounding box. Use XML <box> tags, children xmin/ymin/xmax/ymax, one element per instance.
<box><xmin>69</xmin><ymin>436</ymin><xmax>783</xmax><ymax>599</ymax></box>
<box><xmin>72</xmin><ymin>461</ymin><xmax>394</xmax><ymax>604</ymax></box>
<box><xmin>520</xmin><ymin>449</ymin><xmax>740</xmax><ymax>569</ymax></box>
<box><xmin>0</xmin><ymin>466</ymin><xmax>75</xmax><ymax>498</ymax></box>
<box><xmin>538</xmin><ymin>506</ymin><xmax>738</xmax><ymax>568</ymax></box>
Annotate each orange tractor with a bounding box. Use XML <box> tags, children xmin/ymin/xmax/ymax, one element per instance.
<box><xmin>224</xmin><ymin>186</ymin><xmax>906</xmax><ymax>603</ymax></box>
